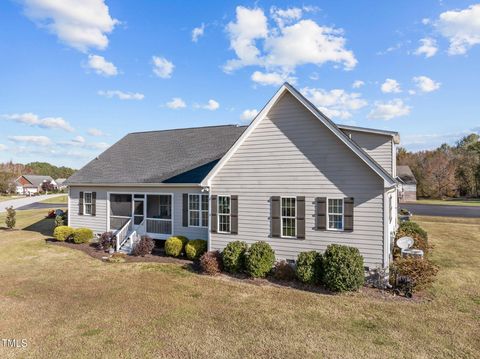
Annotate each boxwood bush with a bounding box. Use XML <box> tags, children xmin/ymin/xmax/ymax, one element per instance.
<box><xmin>222</xmin><ymin>241</ymin><xmax>248</xmax><ymax>273</ymax></box>
<box><xmin>295</xmin><ymin>251</ymin><xmax>323</xmax><ymax>284</ymax></box>
<box><xmin>390</xmin><ymin>257</ymin><xmax>438</xmax><ymax>291</ymax></box>
<box><xmin>165</xmin><ymin>236</ymin><xmax>184</xmax><ymax>257</ymax></box>
<box><xmin>245</xmin><ymin>241</ymin><xmax>275</xmax><ymax>278</ymax></box>
<box><xmin>72</xmin><ymin>228</ymin><xmax>94</xmax><ymax>244</ymax></box>
<box><xmin>53</xmin><ymin>226</ymin><xmax>74</xmax><ymax>242</ymax></box>
<box><xmin>185</xmin><ymin>239</ymin><xmax>207</xmax><ymax>260</ymax></box>
<box><xmin>322</xmin><ymin>244</ymin><xmax>365</xmax><ymax>292</ymax></box>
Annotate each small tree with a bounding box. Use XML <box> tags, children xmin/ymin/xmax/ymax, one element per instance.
<box><xmin>5</xmin><ymin>206</ymin><xmax>16</xmax><ymax>229</ymax></box>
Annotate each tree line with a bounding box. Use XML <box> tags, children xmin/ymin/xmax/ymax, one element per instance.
<box><xmin>397</xmin><ymin>133</ymin><xmax>480</xmax><ymax>199</ymax></box>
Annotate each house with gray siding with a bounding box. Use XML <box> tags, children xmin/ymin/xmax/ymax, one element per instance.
<box><xmin>66</xmin><ymin>83</ymin><xmax>400</xmax><ymax>269</ymax></box>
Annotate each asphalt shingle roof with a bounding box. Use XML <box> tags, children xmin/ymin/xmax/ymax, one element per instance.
<box><xmin>20</xmin><ymin>175</ymin><xmax>54</xmax><ymax>187</ymax></box>
<box><xmin>396</xmin><ymin>165</ymin><xmax>417</xmax><ymax>184</ymax></box>
<box><xmin>66</xmin><ymin>125</ymin><xmax>247</xmax><ymax>185</ymax></box>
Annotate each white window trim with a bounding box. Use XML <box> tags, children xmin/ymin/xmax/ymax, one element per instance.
<box><xmin>327</xmin><ymin>197</ymin><xmax>344</xmax><ymax>231</ymax></box>
<box><xmin>280</xmin><ymin>196</ymin><xmax>297</xmax><ymax>238</ymax></box>
<box><xmin>217</xmin><ymin>195</ymin><xmax>231</xmax><ymax>234</ymax></box>
<box><xmin>188</xmin><ymin>193</ymin><xmax>209</xmax><ymax>228</ymax></box>
<box><xmin>83</xmin><ymin>191</ymin><xmax>93</xmax><ymax>216</ymax></box>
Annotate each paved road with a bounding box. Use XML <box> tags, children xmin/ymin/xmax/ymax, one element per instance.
<box><xmin>0</xmin><ymin>194</ymin><xmax>65</xmax><ymax>213</ymax></box>
<box><xmin>402</xmin><ymin>203</ymin><xmax>480</xmax><ymax>218</ymax></box>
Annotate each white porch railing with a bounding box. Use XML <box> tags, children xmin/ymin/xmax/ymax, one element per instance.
<box><xmin>128</xmin><ymin>218</ymin><xmax>146</xmax><ymax>249</ymax></box>
<box><xmin>115</xmin><ymin>218</ymin><xmax>132</xmax><ymax>251</ymax></box>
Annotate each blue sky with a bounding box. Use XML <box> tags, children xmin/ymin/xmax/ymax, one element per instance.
<box><xmin>0</xmin><ymin>0</ymin><xmax>479</xmax><ymax>168</ymax></box>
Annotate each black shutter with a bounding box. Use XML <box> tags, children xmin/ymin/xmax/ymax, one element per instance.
<box><xmin>78</xmin><ymin>191</ymin><xmax>84</xmax><ymax>215</ymax></box>
<box><xmin>210</xmin><ymin>195</ymin><xmax>217</xmax><ymax>233</ymax></box>
<box><xmin>296</xmin><ymin>196</ymin><xmax>305</xmax><ymax>239</ymax></box>
<box><xmin>231</xmin><ymin>195</ymin><xmax>238</xmax><ymax>234</ymax></box>
<box><xmin>182</xmin><ymin>193</ymin><xmax>189</xmax><ymax>227</ymax></box>
<box><xmin>344</xmin><ymin>197</ymin><xmax>354</xmax><ymax>231</ymax></box>
<box><xmin>271</xmin><ymin>196</ymin><xmax>281</xmax><ymax>237</ymax></box>
<box><xmin>91</xmin><ymin>192</ymin><xmax>96</xmax><ymax>216</ymax></box>
<box><xmin>315</xmin><ymin>197</ymin><xmax>326</xmax><ymax>230</ymax></box>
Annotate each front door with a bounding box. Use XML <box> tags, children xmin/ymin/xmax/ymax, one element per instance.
<box><xmin>133</xmin><ymin>198</ymin><xmax>144</xmax><ymax>225</ymax></box>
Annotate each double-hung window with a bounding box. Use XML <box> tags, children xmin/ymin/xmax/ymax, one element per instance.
<box><xmin>188</xmin><ymin>194</ymin><xmax>209</xmax><ymax>227</ymax></box>
<box><xmin>218</xmin><ymin>196</ymin><xmax>231</xmax><ymax>233</ymax></box>
<box><xmin>327</xmin><ymin>198</ymin><xmax>344</xmax><ymax>230</ymax></box>
<box><xmin>281</xmin><ymin>197</ymin><xmax>296</xmax><ymax>237</ymax></box>
<box><xmin>84</xmin><ymin>192</ymin><xmax>93</xmax><ymax>215</ymax></box>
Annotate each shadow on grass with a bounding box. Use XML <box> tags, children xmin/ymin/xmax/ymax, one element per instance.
<box><xmin>24</xmin><ymin>217</ymin><xmax>55</xmax><ymax>237</ymax></box>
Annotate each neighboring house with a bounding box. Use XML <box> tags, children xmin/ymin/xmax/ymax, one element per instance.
<box><xmin>15</xmin><ymin>175</ymin><xmax>56</xmax><ymax>195</ymax></box>
<box><xmin>397</xmin><ymin>165</ymin><xmax>417</xmax><ymax>202</ymax></box>
<box><xmin>55</xmin><ymin>178</ymin><xmax>68</xmax><ymax>190</ymax></box>
<box><xmin>66</xmin><ymin>83</ymin><xmax>400</xmax><ymax>269</ymax></box>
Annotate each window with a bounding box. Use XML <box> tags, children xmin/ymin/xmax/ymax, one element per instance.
<box><xmin>109</xmin><ymin>194</ymin><xmax>132</xmax><ymax>230</ymax></box>
<box><xmin>327</xmin><ymin>198</ymin><xmax>344</xmax><ymax>230</ymax></box>
<box><xmin>146</xmin><ymin>194</ymin><xmax>172</xmax><ymax>234</ymax></box>
<box><xmin>188</xmin><ymin>194</ymin><xmax>209</xmax><ymax>227</ymax></box>
<box><xmin>218</xmin><ymin>196</ymin><xmax>231</xmax><ymax>233</ymax></box>
<box><xmin>281</xmin><ymin>197</ymin><xmax>296</xmax><ymax>237</ymax></box>
<box><xmin>84</xmin><ymin>192</ymin><xmax>93</xmax><ymax>215</ymax></box>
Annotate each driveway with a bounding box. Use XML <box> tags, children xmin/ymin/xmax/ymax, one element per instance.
<box><xmin>402</xmin><ymin>203</ymin><xmax>480</xmax><ymax>218</ymax></box>
<box><xmin>0</xmin><ymin>194</ymin><xmax>65</xmax><ymax>213</ymax></box>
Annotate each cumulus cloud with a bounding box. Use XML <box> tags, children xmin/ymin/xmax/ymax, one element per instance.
<box><xmin>1</xmin><ymin>112</ymin><xmax>74</xmax><ymax>132</ymax></box>
<box><xmin>192</xmin><ymin>23</ymin><xmax>205</xmax><ymax>42</ymax></box>
<box><xmin>302</xmin><ymin>87</ymin><xmax>368</xmax><ymax>120</ymax></box>
<box><xmin>198</xmin><ymin>99</ymin><xmax>219</xmax><ymax>111</ymax></box>
<box><xmin>152</xmin><ymin>56</ymin><xmax>174</xmax><ymax>78</ymax></box>
<box><xmin>98</xmin><ymin>90</ymin><xmax>144</xmax><ymax>100</ymax></box>
<box><xmin>368</xmin><ymin>99</ymin><xmax>411</xmax><ymax>120</ymax></box>
<box><xmin>20</xmin><ymin>0</ymin><xmax>118</xmax><ymax>52</ymax></box>
<box><xmin>240</xmin><ymin>109</ymin><xmax>258</xmax><ymax>121</ymax></box>
<box><xmin>352</xmin><ymin>80</ymin><xmax>365</xmax><ymax>89</ymax></box>
<box><xmin>87</xmin><ymin>128</ymin><xmax>104</xmax><ymax>137</ymax></box>
<box><xmin>436</xmin><ymin>4</ymin><xmax>480</xmax><ymax>55</ymax></box>
<box><xmin>251</xmin><ymin>71</ymin><xmax>294</xmax><ymax>86</ymax></box>
<box><xmin>9</xmin><ymin>135</ymin><xmax>52</xmax><ymax>146</ymax></box>
<box><xmin>166</xmin><ymin>97</ymin><xmax>187</xmax><ymax>109</ymax></box>
<box><xmin>381</xmin><ymin>78</ymin><xmax>401</xmax><ymax>93</ymax></box>
<box><xmin>224</xmin><ymin>6</ymin><xmax>356</xmax><ymax>79</ymax></box>
<box><xmin>86</xmin><ymin>54</ymin><xmax>118</xmax><ymax>76</ymax></box>
<box><xmin>414</xmin><ymin>38</ymin><xmax>438</xmax><ymax>58</ymax></box>
<box><xmin>413</xmin><ymin>76</ymin><xmax>441</xmax><ymax>93</ymax></box>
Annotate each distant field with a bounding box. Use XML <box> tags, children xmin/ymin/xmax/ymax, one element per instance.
<box><xmin>40</xmin><ymin>194</ymin><xmax>67</xmax><ymax>204</ymax></box>
<box><xmin>0</xmin><ymin>195</ymin><xmax>25</xmax><ymax>202</ymax></box>
<box><xmin>415</xmin><ymin>199</ymin><xmax>480</xmax><ymax>207</ymax></box>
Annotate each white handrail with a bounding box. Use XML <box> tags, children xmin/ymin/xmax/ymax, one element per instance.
<box><xmin>115</xmin><ymin>218</ymin><xmax>132</xmax><ymax>251</ymax></box>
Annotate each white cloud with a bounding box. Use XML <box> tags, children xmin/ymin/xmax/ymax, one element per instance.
<box><xmin>166</xmin><ymin>97</ymin><xmax>186</xmax><ymax>109</ymax></box>
<box><xmin>0</xmin><ymin>144</ymin><xmax>7</xmax><ymax>151</ymax></box>
<box><xmin>9</xmin><ymin>135</ymin><xmax>52</xmax><ymax>146</ymax></box>
<box><xmin>1</xmin><ymin>112</ymin><xmax>74</xmax><ymax>132</ymax></box>
<box><xmin>413</xmin><ymin>76</ymin><xmax>441</xmax><ymax>93</ymax></box>
<box><xmin>251</xmin><ymin>71</ymin><xmax>294</xmax><ymax>86</ymax></box>
<box><xmin>86</xmin><ymin>142</ymin><xmax>109</xmax><ymax>150</ymax></box>
<box><xmin>20</xmin><ymin>0</ymin><xmax>118</xmax><ymax>52</ymax></box>
<box><xmin>302</xmin><ymin>87</ymin><xmax>368</xmax><ymax>119</ymax></box>
<box><xmin>72</xmin><ymin>135</ymin><xmax>85</xmax><ymax>144</ymax></box>
<box><xmin>224</xmin><ymin>6</ymin><xmax>356</xmax><ymax>77</ymax></box>
<box><xmin>381</xmin><ymin>78</ymin><xmax>401</xmax><ymax>93</ymax></box>
<box><xmin>87</xmin><ymin>128</ymin><xmax>104</xmax><ymax>136</ymax></box>
<box><xmin>152</xmin><ymin>56</ymin><xmax>174</xmax><ymax>78</ymax></box>
<box><xmin>86</xmin><ymin>54</ymin><xmax>117</xmax><ymax>76</ymax></box>
<box><xmin>240</xmin><ymin>109</ymin><xmax>258</xmax><ymax>121</ymax></box>
<box><xmin>352</xmin><ymin>80</ymin><xmax>364</xmax><ymax>89</ymax></box>
<box><xmin>200</xmin><ymin>99</ymin><xmax>220</xmax><ymax>111</ymax></box>
<box><xmin>98</xmin><ymin>90</ymin><xmax>144</xmax><ymax>100</ymax></box>
<box><xmin>414</xmin><ymin>38</ymin><xmax>438</xmax><ymax>58</ymax></box>
<box><xmin>368</xmin><ymin>99</ymin><xmax>411</xmax><ymax>120</ymax></box>
<box><xmin>436</xmin><ymin>4</ymin><xmax>480</xmax><ymax>55</ymax></box>
<box><xmin>192</xmin><ymin>23</ymin><xmax>205</xmax><ymax>42</ymax></box>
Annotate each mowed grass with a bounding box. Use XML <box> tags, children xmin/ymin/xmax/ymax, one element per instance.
<box><xmin>416</xmin><ymin>198</ymin><xmax>480</xmax><ymax>207</ymax></box>
<box><xmin>39</xmin><ymin>194</ymin><xmax>67</xmax><ymax>204</ymax></box>
<box><xmin>0</xmin><ymin>195</ymin><xmax>25</xmax><ymax>202</ymax></box>
<box><xmin>0</xmin><ymin>211</ymin><xmax>479</xmax><ymax>358</ymax></box>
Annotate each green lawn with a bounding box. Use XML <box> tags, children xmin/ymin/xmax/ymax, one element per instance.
<box><xmin>39</xmin><ymin>194</ymin><xmax>67</xmax><ymax>204</ymax></box>
<box><xmin>0</xmin><ymin>210</ymin><xmax>479</xmax><ymax>358</ymax></box>
<box><xmin>415</xmin><ymin>198</ymin><xmax>480</xmax><ymax>207</ymax></box>
<box><xmin>0</xmin><ymin>194</ymin><xmax>25</xmax><ymax>202</ymax></box>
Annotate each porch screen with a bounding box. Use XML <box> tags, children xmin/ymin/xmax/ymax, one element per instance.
<box><xmin>146</xmin><ymin>195</ymin><xmax>172</xmax><ymax>234</ymax></box>
<box><xmin>110</xmin><ymin>194</ymin><xmax>132</xmax><ymax>230</ymax></box>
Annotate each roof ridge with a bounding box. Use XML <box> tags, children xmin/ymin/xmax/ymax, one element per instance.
<box><xmin>129</xmin><ymin>124</ymin><xmax>247</xmax><ymax>135</ymax></box>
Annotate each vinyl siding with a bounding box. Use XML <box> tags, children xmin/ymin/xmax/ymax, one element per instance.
<box><xmin>341</xmin><ymin>129</ymin><xmax>394</xmax><ymax>177</ymax></box>
<box><xmin>210</xmin><ymin>92</ymin><xmax>386</xmax><ymax>268</ymax></box>
<box><xmin>68</xmin><ymin>186</ymin><xmax>208</xmax><ymax>240</ymax></box>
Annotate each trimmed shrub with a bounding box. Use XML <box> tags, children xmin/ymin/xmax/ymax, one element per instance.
<box><xmin>323</xmin><ymin>244</ymin><xmax>365</xmax><ymax>292</ymax></box>
<box><xmin>200</xmin><ymin>251</ymin><xmax>223</xmax><ymax>275</ymax></box>
<box><xmin>98</xmin><ymin>231</ymin><xmax>115</xmax><ymax>251</ymax></box>
<box><xmin>53</xmin><ymin>226</ymin><xmax>74</xmax><ymax>242</ymax></box>
<box><xmin>72</xmin><ymin>228</ymin><xmax>94</xmax><ymax>244</ymax></box>
<box><xmin>54</xmin><ymin>215</ymin><xmax>64</xmax><ymax>228</ymax></box>
<box><xmin>165</xmin><ymin>236</ymin><xmax>183</xmax><ymax>257</ymax></box>
<box><xmin>132</xmin><ymin>235</ymin><xmax>155</xmax><ymax>256</ymax></box>
<box><xmin>395</xmin><ymin>221</ymin><xmax>430</xmax><ymax>255</ymax></box>
<box><xmin>390</xmin><ymin>257</ymin><xmax>438</xmax><ymax>291</ymax></box>
<box><xmin>296</xmin><ymin>251</ymin><xmax>323</xmax><ymax>284</ymax></box>
<box><xmin>5</xmin><ymin>206</ymin><xmax>16</xmax><ymax>229</ymax></box>
<box><xmin>185</xmin><ymin>239</ymin><xmax>207</xmax><ymax>261</ymax></box>
<box><xmin>245</xmin><ymin>241</ymin><xmax>275</xmax><ymax>278</ymax></box>
<box><xmin>222</xmin><ymin>241</ymin><xmax>248</xmax><ymax>273</ymax></box>
<box><xmin>273</xmin><ymin>260</ymin><xmax>296</xmax><ymax>281</ymax></box>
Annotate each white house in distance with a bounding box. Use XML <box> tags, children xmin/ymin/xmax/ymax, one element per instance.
<box><xmin>65</xmin><ymin>83</ymin><xmax>400</xmax><ymax>270</ymax></box>
<box><xmin>15</xmin><ymin>175</ymin><xmax>57</xmax><ymax>195</ymax></box>
<box><xmin>397</xmin><ymin>165</ymin><xmax>417</xmax><ymax>202</ymax></box>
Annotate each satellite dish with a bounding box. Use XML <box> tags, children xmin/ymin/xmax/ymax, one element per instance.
<box><xmin>396</xmin><ymin>236</ymin><xmax>414</xmax><ymax>250</ymax></box>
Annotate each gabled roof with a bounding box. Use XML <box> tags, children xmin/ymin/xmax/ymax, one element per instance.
<box><xmin>338</xmin><ymin>124</ymin><xmax>400</xmax><ymax>144</ymax></box>
<box><xmin>66</xmin><ymin>125</ymin><xmax>247</xmax><ymax>185</ymax></box>
<box><xmin>55</xmin><ymin>178</ymin><xmax>67</xmax><ymax>185</ymax></box>
<box><xmin>16</xmin><ymin>175</ymin><xmax>54</xmax><ymax>187</ymax></box>
<box><xmin>202</xmin><ymin>83</ymin><xmax>397</xmax><ymax>187</ymax></box>
<box><xmin>397</xmin><ymin>165</ymin><xmax>417</xmax><ymax>184</ymax></box>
